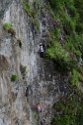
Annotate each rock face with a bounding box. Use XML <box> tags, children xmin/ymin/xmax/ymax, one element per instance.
<box><xmin>0</xmin><ymin>0</ymin><xmax>69</xmax><ymax>125</ymax></box>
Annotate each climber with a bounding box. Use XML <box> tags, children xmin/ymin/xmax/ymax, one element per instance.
<box><xmin>25</xmin><ymin>85</ymin><xmax>32</xmax><ymax>97</ymax></box>
<box><xmin>39</xmin><ymin>43</ymin><xmax>45</xmax><ymax>58</ymax></box>
<box><xmin>25</xmin><ymin>86</ymin><xmax>28</xmax><ymax>97</ymax></box>
<box><xmin>37</xmin><ymin>103</ymin><xmax>41</xmax><ymax>112</ymax></box>
<box><xmin>37</xmin><ymin>103</ymin><xmax>44</xmax><ymax>125</ymax></box>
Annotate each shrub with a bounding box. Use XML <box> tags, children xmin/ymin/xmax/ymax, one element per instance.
<box><xmin>74</xmin><ymin>0</ymin><xmax>83</xmax><ymax>34</ymax></box>
<box><xmin>70</xmin><ymin>69</ymin><xmax>80</xmax><ymax>87</ymax></box>
<box><xmin>20</xmin><ymin>65</ymin><xmax>27</xmax><ymax>75</ymax></box>
<box><xmin>52</xmin><ymin>28</ymin><xmax>60</xmax><ymax>39</ymax></box>
<box><xmin>49</xmin><ymin>0</ymin><xmax>64</xmax><ymax>10</ymax></box>
<box><xmin>65</xmin><ymin>42</ymin><xmax>81</xmax><ymax>58</ymax></box>
<box><xmin>3</xmin><ymin>23</ymin><xmax>15</xmax><ymax>36</ymax></box>
<box><xmin>46</xmin><ymin>40</ymin><xmax>71</xmax><ymax>70</ymax></box>
<box><xmin>23</xmin><ymin>2</ymin><xmax>36</xmax><ymax>17</ymax></box>
<box><xmin>23</xmin><ymin>66</ymin><xmax>27</xmax><ymax>73</ymax></box>
<box><xmin>47</xmin><ymin>0</ymin><xmax>83</xmax><ymax>81</ymax></box>
<box><xmin>33</xmin><ymin>20</ymin><xmax>40</xmax><ymax>31</ymax></box>
<box><xmin>11</xmin><ymin>74</ymin><xmax>18</xmax><ymax>82</ymax></box>
<box><xmin>76</xmin><ymin>109</ymin><xmax>83</xmax><ymax>125</ymax></box>
<box><xmin>51</xmin><ymin>88</ymin><xmax>83</xmax><ymax>125</ymax></box>
<box><xmin>3</xmin><ymin>23</ymin><xmax>12</xmax><ymax>30</ymax></box>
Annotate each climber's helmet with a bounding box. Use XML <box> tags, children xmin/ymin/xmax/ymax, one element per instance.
<box><xmin>39</xmin><ymin>43</ymin><xmax>42</xmax><ymax>46</ymax></box>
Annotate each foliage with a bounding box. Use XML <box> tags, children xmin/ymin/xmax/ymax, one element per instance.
<box><xmin>46</xmin><ymin>40</ymin><xmax>71</xmax><ymax>69</ymax></box>
<box><xmin>3</xmin><ymin>23</ymin><xmax>13</xmax><ymax>30</ymax></box>
<box><xmin>23</xmin><ymin>1</ymin><xmax>40</xmax><ymax>31</ymax></box>
<box><xmin>3</xmin><ymin>23</ymin><xmax>15</xmax><ymax>36</ymax></box>
<box><xmin>74</xmin><ymin>0</ymin><xmax>83</xmax><ymax>34</ymax></box>
<box><xmin>22</xmin><ymin>66</ymin><xmax>27</xmax><ymax>73</ymax></box>
<box><xmin>70</xmin><ymin>69</ymin><xmax>80</xmax><ymax>87</ymax></box>
<box><xmin>23</xmin><ymin>2</ymin><xmax>36</xmax><ymax>17</ymax></box>
<box><xmin>65</xmin><ymin>35</ymin><xmax>82</xmax><ymax>58</ymax></box>
<box><xmin>51</xmin><ymin>87</ymin><xmax>83</xmax><ymax>125</ymax></box>
<box><xmin>20</xmin><ymin>65</ymin><xmax>27</xmax><ymax>74</ymax></box>
<box><xmin>46</xmin><ymin>0</ymin><xmax>83</xmax><ymax>76</ymax></box>
<box><xmin>76</xmin><ymin>109</ymin><xmax>83</xmax><ymax>125</ymax></box>
<box><xmin>32</xmin><ymin>20</ymin><xmax>40</xmax><ymax>31</ymax></box>
<box><xmin>48</xmin><ymin>1</ymin><xmax>83</xmax><ymax>124</ymax></box>
<box><xmin>11</xmin><ymin>74</ymin><xmax>18</xmax><ymax>82</ymax></box>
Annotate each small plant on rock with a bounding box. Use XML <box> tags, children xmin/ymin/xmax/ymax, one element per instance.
<box><xmin>23</xmin><ymin>2</ymin><xmax>36</xmax><ymax>17</ymax></box>
<box><xmin>3</xmin><ymin>23</ymin><xmax>16</xmax><ymax>36</ymax></box>
<box><xmin>34</xmin><ymin>20</ymin><xmax>40</xmax><ymax>30</ymax></box>
<box><xmin>32</xmin><ymin>20</ymin><xmax>40</xmax><ymax>31</ymax></box>
<box><xmin>11</xmin><ymin>74</ymin><xmax>18</xmax><ymax>82</ymax></box>
<box><xmin>20</xmin><ymin>65</ymin><xmax>27</xmax><ymax>75</ymax></box>
<box><xmin>23</xmin><ymin>66</ymin><xmax>27</xmax><ymax>73</ymax></box>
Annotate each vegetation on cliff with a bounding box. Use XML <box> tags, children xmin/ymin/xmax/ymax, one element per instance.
<box><xmin>46</xmin><ymin>0</ymin><xmax>83</xmax><ymax>124</ymax></box>
<box><xmin>47</xmin><ymin>0</ymin><xmax>83</xmax><ymax>86</ymax></box>
<box><xmin>51</xmin><ymin>86</ymin><xmax>83</xmax><ymax>125</ymax></box>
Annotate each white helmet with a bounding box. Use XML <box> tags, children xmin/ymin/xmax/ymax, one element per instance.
<box><xmin>39</xmin><ymin>43</ymin><xmax>42</xmax><ymax>46</ymax></box>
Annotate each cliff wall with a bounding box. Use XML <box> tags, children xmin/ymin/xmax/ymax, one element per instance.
<box><xmin>0</xmin><ymin>0</ymin><xmax>72</xmax><ymax>125</ymax></box>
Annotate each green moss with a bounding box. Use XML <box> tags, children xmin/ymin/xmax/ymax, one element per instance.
<box><xmin>11</xmin><ymin>74</ymin><xmax>18</xmax><ymax>82</ymax></box>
